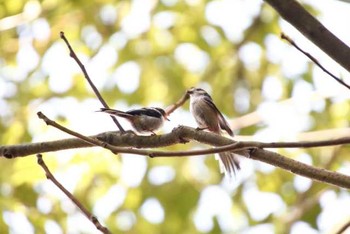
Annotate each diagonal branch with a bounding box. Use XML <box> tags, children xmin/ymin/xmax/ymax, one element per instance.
<box><xmin>281</xmin><ymin>32</ymin><xmax>350</xmax><ymax>90</ymax></box>
<box><xmin>165</xmin><ymin>91</ymin><xmax>190</xmax><ymax>116</ymax></box>
<box><xmin>264</xmin><ymin>0</ymin><xmax>350</xmax><ymax>73</ymax></box>
<box><xmin>60</xmin><ymin>31</ymin><xmax>125</xmax><ymax>132</ymax></box>
<box><xmin>335</xmin><ymin>220</ymin><xmax>350</xmax><ymax>234</ymax></box>
<box><xmin>36</xmin><ymin>154</ymin><xmax>111</xmax><ymax>234</ymax></box>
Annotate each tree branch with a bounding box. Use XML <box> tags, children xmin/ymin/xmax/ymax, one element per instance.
<box><xmin>60</xmin><ymin>31</ymin><xmax>125</xmax><ymax>132</ymax></box>
<box><xmin>335</xmin><ymin>220</ymin><xmax>350</xmax><ymax>234</ymax></box>
<box><xmin>165</xmin><ymin>90</ymin><xmax>190</xmax><ymax>116</ymax></box>
<box><xmin>3</xmin><ymin>126</ymin><xmax>350</xmax><ymax>157</ymax></box>
<box><xmin>264</xmin><ymin>0</ymin><xmax>350</xmax><ymax>73</ymax></box>
<box><xmin>281</xmin><ymin>32</ymin><xmax>350</xmax><ymax>90</ymax></box>
<box><xmin>36</xmin><ymin>154</ymin><xmax>111</xmax><ymax>234</ymax></box>
<box><xmin>4</xmin><ymin>111</ymin><xmax>350</xmax><ymax>188</ymax></box>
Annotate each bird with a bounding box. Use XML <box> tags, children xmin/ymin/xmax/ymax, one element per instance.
<box><xmin>187</xmin><ymin>87</ymin><xmax>240</xmax><ymax>176</ymax></box>
<box><xmin>99</xmin><ymin>107</ymin><xmax>169</xmax><ymax>135</ymax></box>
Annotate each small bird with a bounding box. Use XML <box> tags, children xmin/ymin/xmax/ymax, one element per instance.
<box><xmin>99</xmin><ymin>107</ymin><xmax>169</xmax><ymax>134</ymax></box>
<box><xmin>187</xmin><ymin>87</ymin><xmax>240</xmax><ymax>176</ymax></box>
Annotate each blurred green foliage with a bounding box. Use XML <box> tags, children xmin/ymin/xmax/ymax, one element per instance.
<box><xmin>1</xmin><ymin>0</ymin><xmax>350</xmax><ymax>233</ymax></box>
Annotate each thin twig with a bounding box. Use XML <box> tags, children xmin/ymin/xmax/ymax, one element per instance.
<box><xmin>249</xmin><ymin>137</ymin><xmax>350</xmax><ymax>149</ymax></box>
<box><xmin>335</xmin><ymin>220</ymin><xmax>350</xmax><ymax>234</ymax></box>
<box><xmin>281</xmin><ymin>32</ymin><xmax>350</xmax><ymax>90</ymax></box>
<box><xmin>36</xmin><ymin>111</ymin><xmax>350</xmax><ymax>189</ymax></box>
<box><xmin>165</xmin><ymin>91</ymin><xmax>190</xmax><ymax>116</ymax></box>
<box><xmin>36</xmin><ymin>154</ymin><xmax>111</xmax><ymax>234</ymax></box>
<box><xmin>264</xmin><ymin>0</ymin><xmax>350</xmax><ymax>72</ymax></box>
<box><xmin>59</xmin><ymin>31</ymin><xmax>124</xmax><ymax>132</ymax></box>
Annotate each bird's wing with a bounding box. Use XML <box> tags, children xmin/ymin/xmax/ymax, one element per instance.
<box><xmin>127</xmin><ymin>108</ymin><xmax>162</xmax><ymax>118</ymax></box>
<box><xmin>202</xmin><ymin>96</ymin><xmax>234</xmax><ymax>136</ymax></box>
<box><xmin>100</xmin><ymin>108</ymin><xmax>133</xmax><ymax>118</ymax></box>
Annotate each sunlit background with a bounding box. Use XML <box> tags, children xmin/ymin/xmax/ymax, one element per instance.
<box><xmin>1</xmin><ymin>0</ymin><xmax>350</xmax><ymax>233</ymax></box>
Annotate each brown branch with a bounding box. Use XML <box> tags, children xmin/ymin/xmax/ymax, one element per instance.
<box><xmin>264</xmin><ymin>0</ymin><xmax>350</xmax><ymax>72</ymax></box>
<box><xmin>29</xmin><ymin>111</ymin><xmax>350</xmax><ymax>189</ymax></box>
<box><xmin>59</xmin><ymin>31</ymin><xmax>124</xmax><ymax>132</ymax></box>
<box><xmin>36</xmin><ymin>154</ymin><xmax>111</xmax><ymax>234</ymax></box>
<box><xmin>36</xmin><ymin>112</ymin><xmax>191</xmax><ymax>156</ymax></box>
<box><xmin>249</xmin><ymin>148</ymin><xmax>350</xmax><ymax>189</ymax></box>
<box><xmin>35</xmin><ymin>111</ymin><xmax>251</xmax><ymax>157</ymax></box>
<box><xmin>4</xmin><ymin>126</ymin><xmax>350</xmax><ymax>158</ymax></box>
<box><xmin>35</xmin><ymin>111</ymin><xmax>350</xmax><ymax>157</ymax></box>
<box><xmin>336</xmin><ymin>220</ymin><xmax>350</xmax><ymax>234</ymax></box>
<box><xmin>2</xmin><ymin>112</ymin><xmax>350</xmax><ymax>188</ymax></box>
<box><xmin>248</xmin><ymin>137</ymin><xmax>350</xmax><ymax>149</ymax></box>
<box><xmin>165</xmin><ymin>90</ymin><xmax>190</xmax><ymax>116</ymax></box>
<box><xmin>281</xmin><ymin>32</ymin><xmax>350</xmax><ymax>90</ymax></box>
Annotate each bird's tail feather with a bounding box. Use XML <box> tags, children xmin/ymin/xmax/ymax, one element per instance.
<box><xmin>99</xmin><ymin>108</ymin><xmax>132</xmax><ymax>118</ymax></box>
<box><xmin>216</xmin><ymin>151</ymin><xmax>243</xmax><ymax>177</ymax></box>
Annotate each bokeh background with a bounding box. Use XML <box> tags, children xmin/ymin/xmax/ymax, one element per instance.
<box><xmin>1</xmin><ymin>0</ymin><xmax>350</xmax><ymax>233</ymax></box>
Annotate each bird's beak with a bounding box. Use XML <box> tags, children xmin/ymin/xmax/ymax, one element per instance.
<box><xmin>165</xmin><ymin>116</ymin><xmax>170</xmax><ymax>121</ymax></box>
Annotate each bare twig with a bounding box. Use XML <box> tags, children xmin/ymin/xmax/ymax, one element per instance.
<box><xmin>36</xmin><ymin>154</ymin><xmax>111</xmax><ymax>234</ymax></box>
<box><xmin>59</xmin><ymin>31</ymin><xmax>124</xmax><ymax>132</ymax></box>
<box><xmin>335</xmin><ymin>220</ymin><xmax>350</xmax><ymax>234</ymax></box>
<box><xmin>33</xmin><ymin>111</ymin><xmax>350</xmax><ymax>189</ymax></box>
<box><xmin>264</xmin><ymin>0</ymin><xmax>350</xmax><ymax>72</ymax></box>
<box><xmin>165</xmin><ymin>91</ymin><xmax>190</xmax><ymax>116</ymax></box>
<box><xmin>249</xmin><ymin>137</ymin><xmax>350</xmax><ymax>149</ymax></box>
<box><xmin>281</xmin><ymin>33</ymin><xmax>350</xmax><ymax>90</ymax></box>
